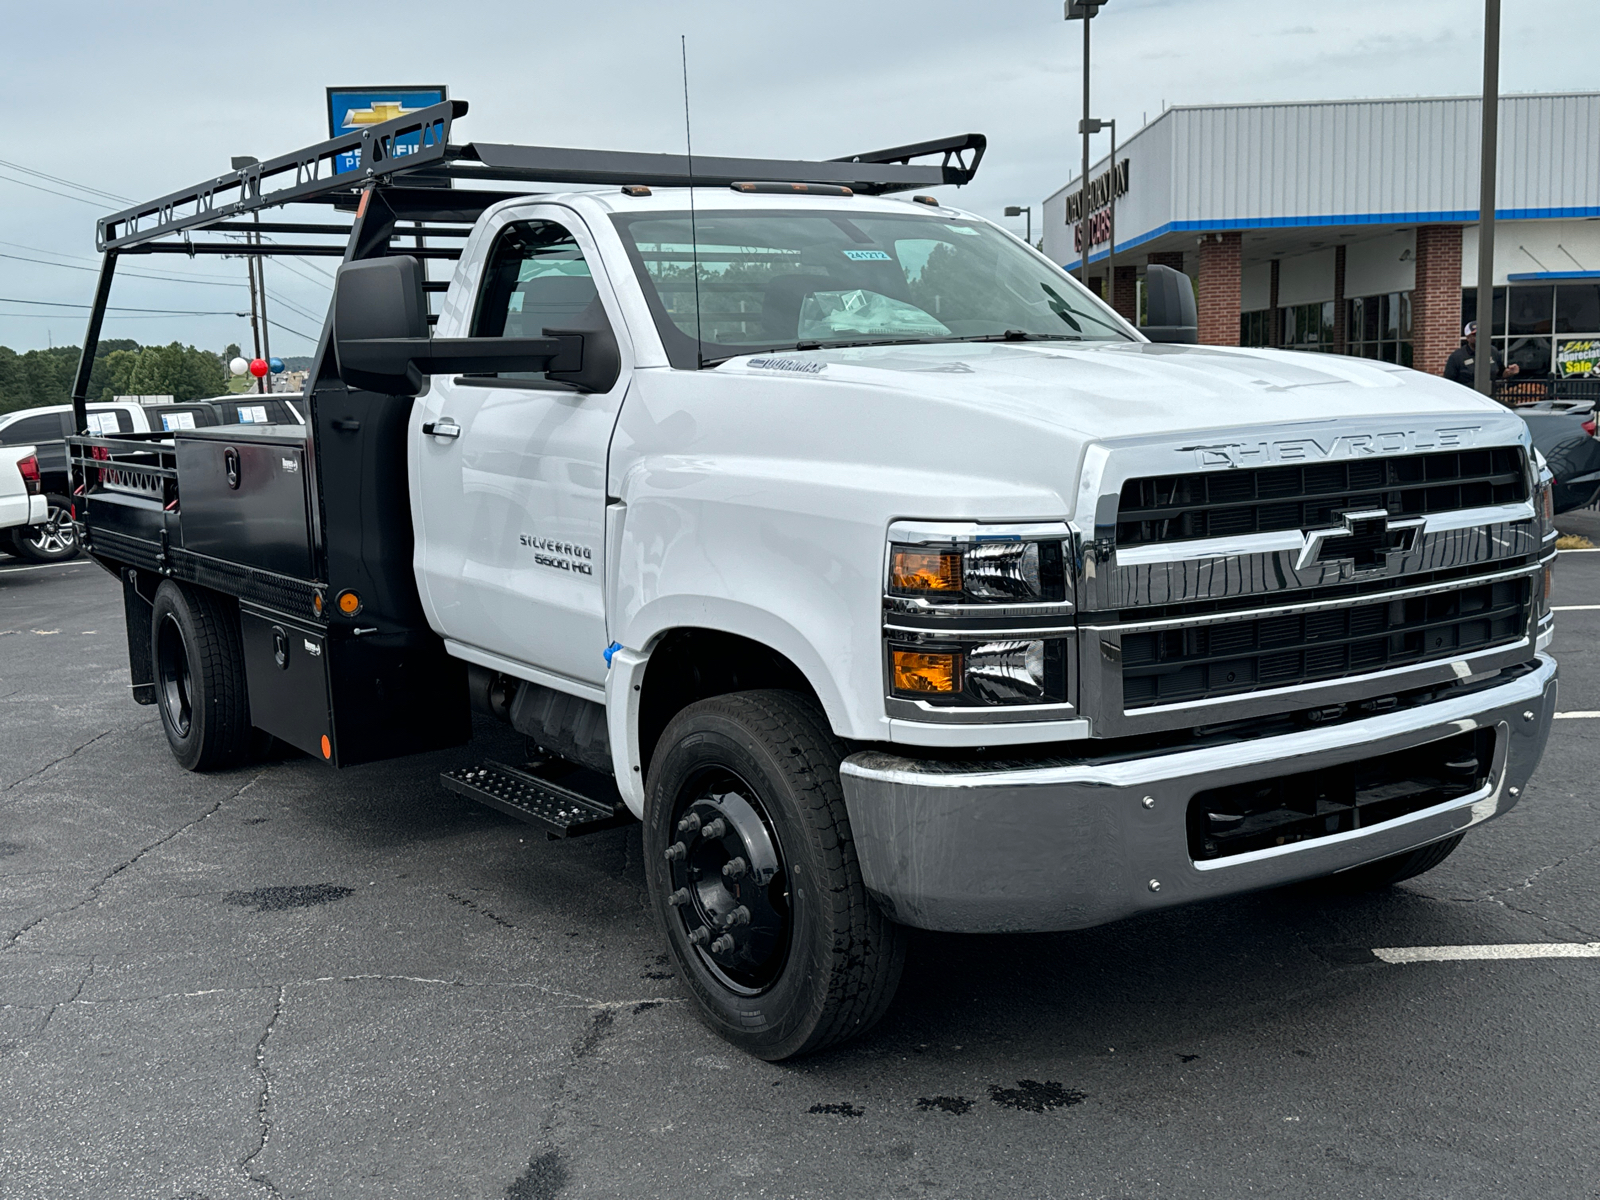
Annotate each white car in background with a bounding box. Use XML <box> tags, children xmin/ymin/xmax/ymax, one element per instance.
<box><xmin>0</xmin><ymin>446</ymin><xmax>51</xmax><ymax>560</ymax></box>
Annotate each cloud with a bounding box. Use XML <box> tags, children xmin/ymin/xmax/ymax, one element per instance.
<box><xmin>0</xmin><ymin>0</ymin><xmax>1591</xmax><ymax>350</ymax></box>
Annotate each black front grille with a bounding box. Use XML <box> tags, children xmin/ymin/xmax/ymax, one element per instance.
<box><xmin>1122</xmin><ymin>577</ymin><xmax>1529</xmax><ymax>708</ymax></box>
<box><xmin>1117</xmin><ymin>448</ymin><xmax>1526</xmax><ymax>547</ymax></box>
<box><xmin>1188</xmin><ymin>728</ymin><xmax>1493</xmax><ymax>861</ymax></box>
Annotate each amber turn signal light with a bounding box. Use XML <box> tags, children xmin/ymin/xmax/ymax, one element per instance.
<box><xmin>892</xmin><ymin>649</ymin><xmax>961</xmax><ymax>694</ymax></box>
<box><xmin>336</xmin><ymin>590</ymin><xmax>361</xmax><ymax>615</ymax></box>
<box><xmin>890</xmin><ymin>548</ymin><xmax>961</xmax><ymax>594</ymax></box>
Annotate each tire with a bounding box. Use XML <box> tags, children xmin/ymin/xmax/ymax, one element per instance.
<box><xmin>1320</xmin><ymin>834</ymin><xmax>1465</xmax><ymax>893</ymax></box>
<box><xmin>151</xmin><ymin>581</ymin><xmax>252</xmax><ymax>772</ymax></box>
<box><xmin>643</xmin><ymin>690</ymin><xmax>906</xmax><ymax>1061</ymax></box>
<box><xmin>10</xmin><ymin>494</ymin><xmax>79</xmax><ymax>563</ymax></box>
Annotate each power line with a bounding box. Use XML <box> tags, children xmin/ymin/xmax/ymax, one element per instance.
<box><xmin>0</xmin><ymin>296</ymin><xmax>247</xmax><ymax>315</ymax></box>
<box><xmin>0</xmin><ymin>158</ymin><xmax>131</xmax><ymax>204</ymax></box>
<box><xmin>0</xmin><ymin>248</ymin><xmax>328</xmax><ymax>322</ymax></box>
<box><xmin>0</xmin><ymin>171</ymin><xmax>111</xmax><ymax>208</ymax></box>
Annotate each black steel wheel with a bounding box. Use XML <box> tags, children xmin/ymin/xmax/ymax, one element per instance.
<box><xmin>665</xmin><ymin>768</ymin><xmax>793</xmax><ymax>995</ymax></box>
<box><xmin>10</xmin><ymin>494</ymin><xmax>79</xmax><ymax>563</ymax></box>
<box><xmin>644</xmin><ymin>690</ymin><xmax>905</xmax><ymax>1061</ymax></box>
<box><xmin>150</xmin><ymin>581</ymin><xmax>251</xmax><ymax>772</ymax></box>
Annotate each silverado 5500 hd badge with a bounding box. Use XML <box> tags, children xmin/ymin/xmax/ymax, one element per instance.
<box><xmin>520</xmin><ymin>534</ymin><xmax>594</xmax><ymax>575</ymax></box>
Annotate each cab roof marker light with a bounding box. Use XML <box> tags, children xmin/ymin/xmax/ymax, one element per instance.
<box><xmin>730</xmin><ymin>181</ymin><xmax>854</xmax><ymax>197</ymax></box>
<box><xmin>912</xmin><ymin>195</ymin><xmax>940</xmax><ymax>205</ymax></box>
<box><xmin>620</xmin><ymin>185</ymin><xmax>653</xmax><ymax>197</ymax></box>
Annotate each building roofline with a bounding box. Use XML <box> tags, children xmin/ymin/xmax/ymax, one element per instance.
<box><xmin>1162</xmin><ymin>90</ymin><xmax>1600</xmax><ymax>114</ymax></box>
<box><xmin>1041</xmin><ymin>89</ymin><xmax>1600</xmax><ymax>210</ymax></box>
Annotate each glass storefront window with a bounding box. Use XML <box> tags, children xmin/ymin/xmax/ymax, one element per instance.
<box><xmin>1509</xmin><ymin>285</ymin><xmax>1555</xmax><ymax>336</ymax></box>
<box><xmin>1463</xmin><ymin>283</ymin><xmax>1600</xmax><ymax>379</ymax></box>
<box><xmin>1556</xmin><ymin>284</ymin><xmax>1600</xmax><ymax>333</ymax></box>
<box><xmin>1346</xmin><ymin>291</ymin><xmax>1413</xmax><ymax>365</ymax></box>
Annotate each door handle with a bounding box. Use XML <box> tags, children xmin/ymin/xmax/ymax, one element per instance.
<box><xmin>422</xmin><ymin>418</ymin><xmax>461</xmax><ymax>440</ymax></box>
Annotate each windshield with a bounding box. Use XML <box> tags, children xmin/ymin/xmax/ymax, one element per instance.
<box><xmin>610</xmin><ymin>207</ymin><xmax>1134</xmax><ymax>367</ymax></box>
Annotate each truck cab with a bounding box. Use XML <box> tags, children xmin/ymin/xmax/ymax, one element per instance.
<box><xmin>68</xmin><ymin>100</ymin><xmax>1557</xmax><ymax>1060</ymax></box>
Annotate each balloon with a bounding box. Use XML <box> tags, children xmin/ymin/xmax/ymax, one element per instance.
<box><xmin>268</xmin><ymin>357</ymin><xmax>284</xmax><ymax>374</ymax></box>
<box><xmin>229</xmin><ymin>357</ymin><xmax>249</xmax><ymax>376</ymax></box>
<box><xmin>249</xmin><ymin>358</ymin><xmax>269</xmax><ymax>378</ymax></box>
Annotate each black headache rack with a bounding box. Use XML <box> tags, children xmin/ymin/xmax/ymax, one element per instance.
<box><xmin>68</xmin><ymin>99</ymin><xmax>986</xmax><ymax>771</ymax></box>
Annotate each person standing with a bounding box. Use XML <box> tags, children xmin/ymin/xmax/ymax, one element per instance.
<box><xmin>1444</xmin><ymin>321</ymin><xmax>1520</xmax><ymax>388</ymax></box>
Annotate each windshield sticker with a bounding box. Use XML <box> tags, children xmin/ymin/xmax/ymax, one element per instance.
<box><xmin>842</xmin><ymin>249</ymin><xmax>891</xmax><ymax>261</ymax></box>
<box><xmin>746</xmin><ymin>357</ymin><xmax>825</xmax><ymax>374</ymax></box>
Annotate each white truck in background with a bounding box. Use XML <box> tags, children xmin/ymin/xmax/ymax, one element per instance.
<box><xmin>71</xmin><ymin>101</ymin><xmax>1558</xmax><ymax>1059</ymax></box>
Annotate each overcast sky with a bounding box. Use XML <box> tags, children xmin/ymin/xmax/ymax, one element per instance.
<box><xmin>1</xmin><ymin>0</ymin><xmax>1592</xmax><ymax>355</ymax></box>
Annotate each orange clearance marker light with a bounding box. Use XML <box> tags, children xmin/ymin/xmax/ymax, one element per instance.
<box><xmin>337</xmin><ymin>591</ymin><xmax>361</xmax><ymax>615</ymax></box>
<box><xmin>892</xmin><ymin>649</ymin><xmax>961</xmax><ymax>694</ymax></box>
<box><xmin>890</xmin><ymin>548</ymin><xmax>962</xmax><ymax>594</ymax></box>
<box><xmin>312</xmin><ymin>592</ymin><xmax>324</xmax><ymax>616</ymax></box>
<box><xmin>321</xmin><ymin>735</ymin><xmax>332</xmax><ymax>760</ymax></box>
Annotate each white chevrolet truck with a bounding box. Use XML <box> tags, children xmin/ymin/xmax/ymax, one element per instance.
<box><xmin>69</xmin><ymin>101</ymin><xmax>1558</xmax><ymax>1059</ymax></box>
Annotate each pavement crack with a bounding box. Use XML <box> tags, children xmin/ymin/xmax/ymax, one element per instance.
<box><xmin>1</xmin><ymin>728</ymin><xmax>117</xmax><ymax>794</ymax></box>
<box><xmin>3</xmin><ymin>772</ymin><xmax>264</xmax><ymax>950</ymax></box>
<box><xmin>1441</xmin><ymin>893</ymin><xmax>1600</xmax><ymax>942</ymax></box>
<box><xmin>35</xmin><ymin>958</ymin><xmax>95</xmax><ymax>1037</ymax></box>
<box><xmin>240</xmin><ymin>985</ymin><xmax>286</xmax><ymax>1199</ymax></box>
<box><xmin>1478</xmin><ymin>837</ymin><xmax>1600</xmax><ymax>902</ymax></box>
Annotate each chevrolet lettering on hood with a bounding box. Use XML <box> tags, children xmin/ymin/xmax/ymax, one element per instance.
<box><xmin>1180</xmin><ymin>426</ymin><xmax>1483</xmax><ymax>469</ymax></box>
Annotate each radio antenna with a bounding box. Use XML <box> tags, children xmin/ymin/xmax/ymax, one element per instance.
<box><xmin>681</xmin><ymin>35</ymin><xmax>705</xmax><ymax>368</ymax></box>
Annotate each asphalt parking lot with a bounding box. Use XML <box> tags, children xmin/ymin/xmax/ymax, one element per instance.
<box><xmin>2</xmin><ymin>528</ymin><xmax>1598</xmax><ymax>1200</ymax></box>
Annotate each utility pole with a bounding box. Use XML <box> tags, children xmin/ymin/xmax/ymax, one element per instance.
<box><xmin>244</xmin><ymin>235</ymin><xmax>263</xmax><ymax>372</ymax></box>
<box><xmin>1474</xmin><ymin>0</ymin><xmax>1500</xmax><ymax>397</ymax></box>
<box><xmin>254</xmin><ymin>218</ymin><xmax>272</xmax><ymax>396</ymax></box>
<box><xmin>1065</xmin><ymin>1</ymin><xmax>1108</xmax><ymax>288</ymax></box>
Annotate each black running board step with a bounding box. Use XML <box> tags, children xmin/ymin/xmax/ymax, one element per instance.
<box><xmin>441</xmin><ymin>761</ymin><xmax>636</xmax><ymax>839</ymax></box>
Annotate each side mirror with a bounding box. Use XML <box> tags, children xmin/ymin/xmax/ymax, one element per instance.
<box><xmin>334</xmin><ymin>256</ymin><xmax>587</xmax><ymax>396</ymax></box>
<box><xmin>334</xmin><ymin>256</ymin><xmax>430</xmax><ymax>395</ymax></box>
<box><xmin>1142</xmin><ymin>264</ymin><xmax>1198</xmax><ymax>344</ymax></box>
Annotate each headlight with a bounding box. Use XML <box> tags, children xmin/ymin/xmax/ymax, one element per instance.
<box><xmin>888</xmin><ymin>635</ymin><xmax>1066</xmax><ymax>706</ymax></box>
<box><xmin>888</xmin><ymin>537</ymin><xmax>1066</xmax><ymax>604</ymax></box>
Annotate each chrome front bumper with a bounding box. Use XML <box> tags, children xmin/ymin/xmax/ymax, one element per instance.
<box><xmin>840</xmin><ymin>654</ymin><xmax>1558</xmax><ymax>934</ymax></box>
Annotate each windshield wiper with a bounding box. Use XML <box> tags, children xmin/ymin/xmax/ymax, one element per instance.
<box><xmin>701</xmin><ymin>331</ymin><xmax>1085</xmax><ymax>366</ymax></box>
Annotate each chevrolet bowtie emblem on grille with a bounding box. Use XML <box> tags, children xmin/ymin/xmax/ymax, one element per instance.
<box><xmin>1295</xmin><ymin>509</ymin><xmax>1425</xmax><ymax>572</ymax></box>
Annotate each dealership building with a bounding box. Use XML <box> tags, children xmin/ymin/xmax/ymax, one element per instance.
<box><xmin>1041</xmin><ymin>92</ymin><xmax>1600</xmax><ymax>381</ymax></box>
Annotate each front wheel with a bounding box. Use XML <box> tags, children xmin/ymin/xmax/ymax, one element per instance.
<box><xmin>10</xmin><ymin>494</ymin><xmax>79</xmax><ymax>562</ymax></box>
<box><xmin>1318</xmin><ymin>834</ymin><xmax>1465</xmax><ymax>893</ymax></box>
<box><xmin>643</xmin><ymin>690</ymin><xmax>905</xmax><ymax>1061</ymax></box>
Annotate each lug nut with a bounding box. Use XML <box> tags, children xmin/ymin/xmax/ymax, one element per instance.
<box><xmin>1141</xmin><ymin>796</ymin><xmax>1156</xmax><ymax>809</ymax></box>
<box><xmin>677</xmin><ymin>813</ymin><xmax>702</xmax><ymax>835</ymax></box>
<box><xmin>710</xmin><ymin>934</ymin><xmax>736</xmax><ymax>955</ymax></box>
<box><xmin>722</xmin><ymin>856</ymin><xmax>748</xmax><ymax>880</ymax></box>
<box><xmin>668</xmin><ymin>888</ymin><xmax>689</xmax><ymax>907</ymax></box>
<box><xmin>721</xmin><ymin>905</ymin><xmax>751</xmax><ymax>928</ymax></box>
<box><xmin>663</xmin><ymin>841</ymin><xmax>687</xmax><ymax>863</ymax></box>
<box><xmin>687</xmin><ymin>926</ymin><xmax>710</xmax><ymax>946</ymax></box>
<box><xmin>701</xmin><ymin>817</ymin><xmax>728</xmax><ymax>839</ymax></box>
<box><xmin>1148</xmin><ymin>879</ymin><xmax>1162</xmax><ymax>893</ymax></box>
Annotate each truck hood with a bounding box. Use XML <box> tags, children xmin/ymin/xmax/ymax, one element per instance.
<box><xmin>716</xmin><ymin>340</ymin><xmax>1506</xmax><ymax>443</ymax></box>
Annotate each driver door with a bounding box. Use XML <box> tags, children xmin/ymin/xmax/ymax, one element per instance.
<box><xmin>413</xmin><ymin>209</ymin><xmax>630</xmax><ymax>689</ymax></box>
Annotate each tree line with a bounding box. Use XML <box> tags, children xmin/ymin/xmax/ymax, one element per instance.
<box><xmin>0</xmin><ymin>340</ymin><xmax>232</xmax><ymax>416</ymax></box>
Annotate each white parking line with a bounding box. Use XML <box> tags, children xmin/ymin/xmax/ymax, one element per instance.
<box><xmin>1553</xmin><ymin>604</ymin><xmax>1600</xmax><ymax>611</ymax></box>
<box><xmin>0</xmin><ymin>560</ymin><xmax>92</xmax><ymax>575</ymax></box>
<box><xmin>1555</xmin><ymin>711</ymin><xmax>1600</xmax><ymax>719</ymax></box>
<box><xmin>1375</xmin><ymin>942</ymin><xmax>1600</xmax><ymax>963</ymax></box>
